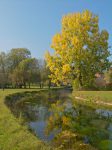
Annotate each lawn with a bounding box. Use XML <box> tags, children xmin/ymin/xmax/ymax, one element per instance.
<box><xmin>0</xmin><ymin>89</ymin><xmax>51</xmax><ymax>150</ymax></box>
<box><xmin>73</xmin><ymin>91</ymin><xmax>112</xmax><ymax>103</ymax></box>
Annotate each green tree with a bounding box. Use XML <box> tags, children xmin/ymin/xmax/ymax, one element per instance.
<box><xmin>45</xmin><ymin>10</ymin><xmax>110</xmax><ymax>89</ymax></box>
<box><xmin>7</xmin><ymin>48</ymin><xmax>31</xmax><ymax>70</ymax></box>
<box><xmin>12</xmin><ymin>58</ymin><xmax>39</xmax><ymax>88</ymax></box>
<box><xmin>7</xmin><ymin>48</ymin><xmax>31</xmax><ymax>87</ymax></box>
<box><xmin>0</xmin><ymin>52</ymin><xmax>9</xmax><ymax>89</ymax></box>
<box><xmin>38</xmin><ymin>59</ymin><xmax>51</xmax><ymax>88</ymax></box>
<box><xmin>10</xmin><ymin>67</ymin><xmax>23</xmax><ymax>88</ymax></box>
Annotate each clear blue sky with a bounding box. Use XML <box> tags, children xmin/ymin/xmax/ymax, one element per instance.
<box><xmin>0</xmin><ymin>0</ymin><xmax>112</xmax><ymax>58</ymax></box>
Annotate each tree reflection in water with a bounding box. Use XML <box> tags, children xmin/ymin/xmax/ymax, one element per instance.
<box><xmin>5</xmin><ymin>90</ymin><xmax>112</xmax><ymax>150</ymax></box>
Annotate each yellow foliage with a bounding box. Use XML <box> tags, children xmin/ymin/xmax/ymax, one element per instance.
<box><xmin>62</xmin><ymin>116</ymin><xmax>70</xmax><ymax>126</ymax></box>
<box><xmin>62</xmin><ymin>64</ymin><xmax>71</xmax><ymax>74</ymax></box>
<box><xmin>72</xmin><ymin>36</ymin><xmax>79</xmax><ymax>45</ymax></box>
<box><xmin>45</xmin><ymin>10</ymin><xmax>110</xmax><ymax>87</ymax></box>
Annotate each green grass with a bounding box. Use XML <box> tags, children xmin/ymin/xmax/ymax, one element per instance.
<box><xmin>73</xmin><ymin>91</ymin><xmax>112</xmax><ymax>103</ymax></box>
<box><xmin>0</xmin><ymin>89</ymin><xmax>51</xmax><ymax>150</ymax></box>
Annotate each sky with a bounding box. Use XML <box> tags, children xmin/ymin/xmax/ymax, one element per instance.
<box><xmin>0</xmin><ymin>0</ymin><xmax>112</xmax><ymax>59</ymax></box>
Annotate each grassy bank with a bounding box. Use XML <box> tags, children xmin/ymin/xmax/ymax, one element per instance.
<box><xmin>73</xmin><ymin>91</ymin><xmax>112</xmax><ymax>103</ymax></box>
<box><xmin>0</xmin><ymin>89</ymin><xmax>51</xmax><ymax>150</ymax></box>
<box><xmin>73</xmin><ymin>91</ymin><xmax>112</xmax><ymax>109</ymax></box>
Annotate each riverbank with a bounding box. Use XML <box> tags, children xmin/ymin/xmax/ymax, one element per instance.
<box><xmin>0</xmin><ymin>89</ymin><xmax>51</xmax><ymax>150</ymax></box>
<box><xmin>1</xmin><ymin>89</ymin><xmax>112</xmax><ymax>150</ymax></box>
<box><xmin>73</xmin><ymin>91</ymin><xmax>112</xmax><ymax>109</ymax></box>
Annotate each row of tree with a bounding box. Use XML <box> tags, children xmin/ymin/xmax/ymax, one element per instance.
<box><xmin>0</xmin><ymin>48</ymin><xmax>50</xmax><ymax>89</ymax></box>
<box><xmin>0</xmin><ymin>10</ymin><xmax>112</xmax><ymax>90</ymax></box>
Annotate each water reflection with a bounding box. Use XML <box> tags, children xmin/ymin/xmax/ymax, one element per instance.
<box><xmin>5</xmin><ymin>89</ymin><xmax>112</xmax><ymax>150</ymax></box>
<box><xmin>96</xmin><ymin>109</ymin><xmax>112</xmax><ymax>118</ymax></box>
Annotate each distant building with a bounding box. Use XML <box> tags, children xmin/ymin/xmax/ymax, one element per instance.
<box><xmin>95</xmin><ymin>73</ymin><xmax>106</xmax><ymax>87</ymax></box>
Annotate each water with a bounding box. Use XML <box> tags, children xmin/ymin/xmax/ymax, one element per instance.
<box><xmin>5</xmin><ymin>89</ymin><xmax>112</xmax><ymax>149</ymax></box>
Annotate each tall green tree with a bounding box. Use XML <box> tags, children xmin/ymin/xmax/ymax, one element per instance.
<box><xmin>7</xmin><ymin>48</ymin><xmax>31</xmax><ymax>70</ymax></box>
<box><xmin>38</xmin><ymin>59</ymin><xmax>51</xmax><ymax>88</ymax></box>
<box><xmin>45</xmin><ymin>10</ymin><xmax>110</xmax><ymax>89</ymax></box>
<box><xmin>7</xmin><ymin>48</ymin><xmax>31</xmax><ymax>87</ymax></box>
<box><xmin>12</xmin><ymin>58</ymin><xmax>39</xmax><ymax>88</ymax></box>
<box><xmin>0</xmin><ymin>52</ymin><xmax>9</xmax><ymax>89</ymax></box>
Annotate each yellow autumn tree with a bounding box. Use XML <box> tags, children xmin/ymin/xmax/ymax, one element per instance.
<box><xmin>45</xmin><ymin>10</ymin><xmax>110</xmax><ymax>89</ymax></box>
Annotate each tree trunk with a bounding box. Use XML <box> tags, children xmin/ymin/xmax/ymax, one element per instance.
<box><xmin>39</xmin><ymin>83</ymin><xmax>41</xmax><ymax>88</ymax></box>
<box><xmin>29</xmin><ymin>82</ymin><xmax>30</xmax><ymax>89</ymax></box>
<box><xmin>79</xmin><ymin>73</ymin><xmax>83</xmax><ymax>87</ymax></box>
<box><xmin>48</xmin><ymin>80</ymin><xmax>51</xmax><ymax>89</ymax></box>
<box><xmin>24</xmin><ymin>82</ymin><xmax>26</xmax><ymax>89</ymax></box>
